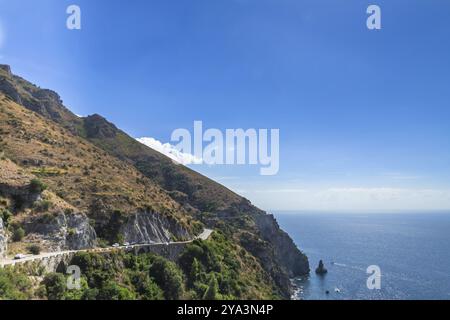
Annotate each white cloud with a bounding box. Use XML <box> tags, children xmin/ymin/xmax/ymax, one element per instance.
<box><xmin>251</xmin><ymin>188</ymin><xmax>308</xmax><ymax>194</ymax></box>
<box><xmin>136</xmin><ymin>137</ymin><xmax>202</xmax><ymax>165</ymax></box>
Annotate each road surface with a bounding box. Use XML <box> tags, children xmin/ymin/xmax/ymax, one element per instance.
<box><xmin>0</xmin><ymin>229</ymin><xmax>213</xmax><ymax>267</ymax></box>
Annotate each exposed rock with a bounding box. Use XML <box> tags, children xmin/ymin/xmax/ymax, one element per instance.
<box><xmin>83</xmin><ymin>114</ymin><xmax>118</xmax><ymax>139</ymax></box>
<box><xmin>0</xmin><ymin>78</ymin><xmax>22</xmax><ymax>104</ymax></box>
<box><xmin>210</xmin><ymin>203</ymin><xmax>310</xmax><ymax>298</ymax></box>
<box><xmin>0</xmin><ymin>183</ymin><xmax>42</xmax><ymax>207</ymax></box>
<box><xmin>26</xmin><ymin>89</ymin><xmax>64</xmax><ymax>120</ymax></box>
<box><xmin>0</xmin><ymin>218</ymin><xmax>7</xmax><ymax>258</ymax></box>
<box><xmin>0</xmin><ymin>65</ymin><xmax>82</xmax><ymax>134</ymax></box>
<box><xmin>235</xmin><ymin>213</ymin><xmax>309</xmax><ymax>298</ymax></box>
<box><xmin>88</xmin><ymin>198</ymin><xmax>192</xmax><ymax>244</ymax></box>
<box><xmin>239</xmin><ymin>231</ymin><xmax>292</xmax><ymax>297</ymax></box>
<box><xmin>121</xmin><ymin>212</ymin><xmax>192</xmax><ymax>244</ymax></box>
<box><xmin>0</xmin><ymin>64</ymin><xmax>12</xmax><ymax>76</ymax></box>
<box><xmin>24</xmin><ymin>212</ymin><xmax>97</xmax><ymax>251</ymax></box>
<box><xmin>216</xmin><ymin>200</ymin><xmax>310</xmax><ymax>278</ymax></box>
<box><xmin>315</xmin><ymin>260</ymin><xmax>328</xmax><ymax>275</ymax></box>
<box><xmin>252</xmin><ymin>213</ymin><xmax>310</xmax><ymax>276</ymax></box>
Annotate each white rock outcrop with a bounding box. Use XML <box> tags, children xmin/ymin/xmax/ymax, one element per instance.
<box><xmin>0</xmin><ymin>218</ymin><xmax>7</xmax><ymax>258</ymax></box>
<box><xmin>121</xmin><ymin>212</ymin><xmax>192</xmax><ymax>244</ymax></box>
<box><xmin>24</xmin><ymin>212</ymin><xmax>97</xmax><ymax>251</ymax></box>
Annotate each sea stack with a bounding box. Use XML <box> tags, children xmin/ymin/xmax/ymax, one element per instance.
<box><xmin>315</xmin><ymin>260</ymin><xmax>328</xmax><ymax>275</ymax></box>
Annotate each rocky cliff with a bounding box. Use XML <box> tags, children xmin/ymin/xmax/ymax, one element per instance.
<box><xmin>121</xmin><ymin>211</ymin><xmax>192</xmax><ymax>244</ymax></box>
<box><xmin>0</xmin><ymin>218</ymin><xmax>7</xmax><ymax>258</ymax></box>
<box><xmin>253</xmin><ymin>213</ymin><xmax>309</xmax><ymax>277</ymax></box>
<box><xmin>223</xmin><ymin>212</ymin><xmax>309</xmax><ymax>297</ymax></box>
<box><xmin>24</xmin><ymin>211</ymin><xmax>97</xmax><ymax>251</ymax></box>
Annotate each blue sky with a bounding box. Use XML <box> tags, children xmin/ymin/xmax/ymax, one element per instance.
<box><xmin>1</xmin><ymin>0</ymin><xmax>450</xmax><ymax>211</ymax></box>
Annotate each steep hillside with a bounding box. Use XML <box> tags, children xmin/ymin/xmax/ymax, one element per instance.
<box><xmin>0</xmin><ymin>95</ymin><xmax>197</xmax><ymax>246</ymax></box>
<box><xmin>0</xmin><ymin>157</ymin><xmax>96</xmax><ymax>253</ymax></box>
<box><xmin>0</xmin><ymin>64</ymin><xmax>309</xmax><ymax>298</ymax></box>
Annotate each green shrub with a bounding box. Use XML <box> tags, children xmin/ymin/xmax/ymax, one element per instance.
<box><xmin>97</xmin><ymin>239</ymin><xmax>109</xmax><ymax>248</ymax></box>
<box><xmin>149</xmin><ymin>256</ymin><xmax>184</xmax><ymax>300</ymax></box>
<box><xmin>97</xmin><ymin>281</ymin><xmax>136</xmax><ymax>300</ymax></box>
<box><xmin>189</xmin><ymin>258</ymin><xmax>205</xmax><ymax>287</ymax></box>
<box><xmin>28</xmin><ymin>244</ymin><xmax>41</xmax><ymax>255</ymax></box>
<box><xmin>64</xmin><ymin>208</ymin><xmax>74</xmax><ymax>215</ymax></box>
<box><xmin>12</xmin><ymin>227</ymin><xmax>25</xmax><ymax>242</ymax></box>
<box><xmin>203</xmin><ymin>274</ymin><xmax>220</xmax><ymax>300</ymax></box>
<box><xmin>129</xmin><ymin>273</ymin><xmax>164</xmax><ymax>300</ymax></box>
<box><xmin>0</xmin><ymin>268</ymin><xmax>33</xmax><ymax>299</ymax></box>
<box><xmin>34</xmin><ymin>200</ymin><xmax>52</xmax><ymax>212</ymax></box>
<box><xmin>42</xmin><ymin>273</ymin><xmax>66</xmax><ymax>300</ymax></box>
<box><xmin>0</xmin><ymin>209</ymin><xmax>12</xmax><ymax>226</ymax></box>
<box><xmin>0</xmin><ymin>198</ymin><xmax>7</xmax><ymax>206</ymax></box>
<box><xmin>29</xmin><ymin>178</ymin><xmax>47</xmax><ymax>194</ymax></box>
<box><xmin>37</xmin><ymin>212</ymin><xmax>57</xmax><ymax>224</ymax></box>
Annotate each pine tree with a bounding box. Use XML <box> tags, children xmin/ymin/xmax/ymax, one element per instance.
<box><xmin>203</xmin><ymin>274</ymin><xmax>219</xmax><ymax>300</ymax></box>
<box><xmin>190</xmin><ymin>258</ymin><xmax>202</xmax><ymax>286</ymax></box>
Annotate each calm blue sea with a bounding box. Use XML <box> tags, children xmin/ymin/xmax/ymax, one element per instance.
<box><xmin>274</xmin><ymin>212</ymin><xmax>450</xmax><ymax>300</ymax></box>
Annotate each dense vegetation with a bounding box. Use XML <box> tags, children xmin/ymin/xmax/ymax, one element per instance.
<box><xmin>0</xmin><ymin>268</ymin><xmax>34</xmax><ymax>300</ymax></box>
<box><xmin>0</xmin><ymin>233</ymin><xmax>277</xmax><ymax>300</ymax></box>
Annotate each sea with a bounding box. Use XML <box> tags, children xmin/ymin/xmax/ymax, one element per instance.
<box><xmin>274</xmin><ymin>212</ymin><xmax>450</xmax><ymax>300</ymax></box>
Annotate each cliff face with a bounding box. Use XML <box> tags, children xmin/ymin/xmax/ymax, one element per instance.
<box><xmin>253</xmin><ymin>214</ymin><xmax>309</xmax><ymax>276</ymax></box>
<box><xmin>0</xmin><ymin>218</ymin><xmax>7</xmax><ymax>258</ymax></box>
<box><xmin>211</xmin><ymin>201</ymin><xmax>309</xmax><ymax>296</ymax></box>
<box><xmin>221</xmin><ymin>209</ymin><xmax>309</xmax><ymax>297</ymax></box>
<box><xmin>24</xmin><ymin>212</ymin><xmax>97</xmax><ymax>251</ymax></box>
<box><xmin>0</xmin><ymin>66</ymin><xmax>82</xmax><ymax>133</ymax></box>
<box><xmin>121</xmin><ymin>212</ymin><xmax>192</xmax><ymax>244</ymax></box>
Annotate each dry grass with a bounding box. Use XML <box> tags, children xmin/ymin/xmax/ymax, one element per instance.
<box><xmin>0</xmin><ymin>95</ymin><xmax>194</xmax><ymax>230</ymax></box>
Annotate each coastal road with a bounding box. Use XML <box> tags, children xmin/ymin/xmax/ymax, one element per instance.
<box><xmin>0</xmin><ymin>228</ymin><xmax>213</xmax><ymax>268</ymax></box>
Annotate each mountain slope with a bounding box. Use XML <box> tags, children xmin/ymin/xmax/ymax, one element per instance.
<box><xmin>0</xmin><ymin>64</ymin><xmax>309</xmax><ymax>298</ymax></box>
<box><xmin>0</xmin><ymin>94</ymin><xmax>197</xmax><ymax>245</ymax></box>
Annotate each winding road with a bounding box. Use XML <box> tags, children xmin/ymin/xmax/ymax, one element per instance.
<box><xmin>0</xmin><ymin>229</ymin><xmax>213</xmax><ymax>268</ymax></box>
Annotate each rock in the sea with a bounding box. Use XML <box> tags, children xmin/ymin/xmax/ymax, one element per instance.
<box><xmin>315</xmin><ymin>260</ymin><xmax>328</xmax><ymax>275</ymax></box>
<box><xmin>0</xmin><ymin>217</ymin><xmax>7</xmax><ymax>258</ymax></box>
